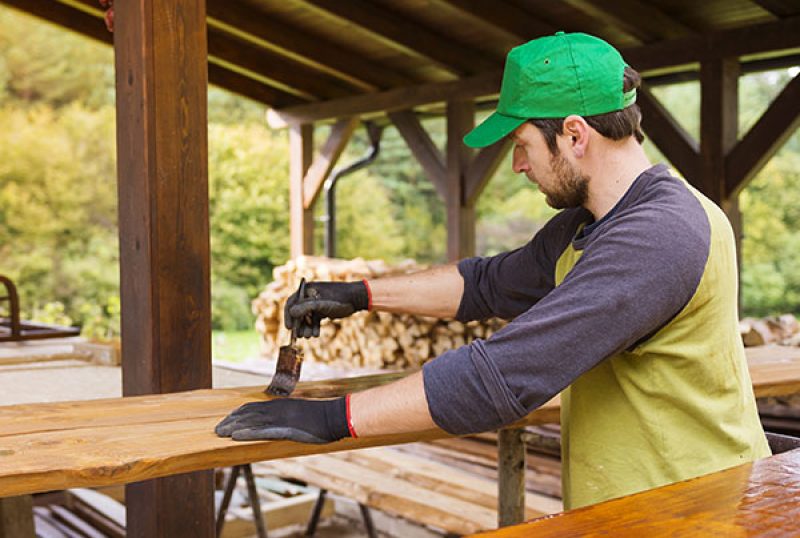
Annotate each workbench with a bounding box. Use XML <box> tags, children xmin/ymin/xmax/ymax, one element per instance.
<box><xmin>471</xmin><ymin>446</ymin><xmax>800</xmax><ymax>537</ymax></box>
<box><xmin>1</xmin><ymin>348</ymin><xmax>799</xmax><ymax>528</ymax></box>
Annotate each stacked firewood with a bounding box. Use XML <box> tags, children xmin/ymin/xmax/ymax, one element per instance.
<box><xmin>252</xmin><ymin>256</ymin><xmax>505</xmax><ymax>369</ymax></box>
<box><xmin>740</xmin><ymin>314</ymin><xmax>800</xmax><ymax>347</ymax></box>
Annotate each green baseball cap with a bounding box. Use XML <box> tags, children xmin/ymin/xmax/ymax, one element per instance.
<box><xmin>464</xmin><ymin>32</ymin><xmax>636</xmax><ymax>148</ymax></box>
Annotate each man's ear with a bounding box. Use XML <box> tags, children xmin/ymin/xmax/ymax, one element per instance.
<box><xmin>562</xmin><ymin>115</ymin><xmax>590</xmax><ymax>159</ymax></box>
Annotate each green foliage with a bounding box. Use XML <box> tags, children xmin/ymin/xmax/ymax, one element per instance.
<box><xmin>1</xmin><ymin>0</ymin><xmax>799</xmax><ymax>331</ymax></box>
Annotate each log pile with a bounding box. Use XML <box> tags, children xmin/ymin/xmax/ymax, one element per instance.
<box><xmin>252</xmin><ymin>256</ymin><xmax>505</xmax><ymax>369</ymax></box>
<box><xmin>740</xmin><ymin>314</ymin><xmax>800</xmax><ymax>347</ymax></box>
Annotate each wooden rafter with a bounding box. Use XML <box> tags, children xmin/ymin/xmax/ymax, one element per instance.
<box><xmin>205</xmin><ymin>0</ymin><xmax>414</xmax><ymax>91</ymax></box>
<box><xmin>624</xmin><ymin>16</ymin><xmax>800</xmax><ymax>71</ymax></box>
<box><xmin>303</xmin><ymin>117</ymin><xmax>360</xmax><ymax>209</ymax></box>
<box><xmin>435</xmin><ymin>0</ymin><xmax>555</xmax><ymax>41</ymax></box>
<box><xmin>750</xmin><ymin>0</ymin><xmax>800</xmax><ymax>17</ymax></box>
<box><xmin>207</xmin><ymin>30</ymin><xmax>358</xmax><ymax>101</ymax></box>
<box><xmin>465</xmin><ymin>140</ymin><xmax>512</xmax><ymax>206</ymax></box>
<box><xmin>268</xmin><ymin>70</ymin><xmax>502</xmax><ymax>128</ymax></box>
<box><xmin>207</xmin><ymin>63</ymin><xmax>305</xmax><ymax>108</ymax></box>
<box><xmin>299</xmin><ymin>0</ymin><xmax>498</xmax><ymax>75</ymax></box>
<box><xmin>388</xmin><ymin>110</ymin><xmax>448</xmax><ymax>201</ymax></box>
<box><xmin>566</xmin><ymin>0</ymin><xmax>694</xmax><ymax>43</ymax></box>
<box><xmin>726</xmin><ymin>74</ymin><xmax>800</xmax><ymax>196</ymax></box>
<box><xmin>637</xmin><ymin>87</ymin><xmax>700</xmax><ymax>185</ymax></box>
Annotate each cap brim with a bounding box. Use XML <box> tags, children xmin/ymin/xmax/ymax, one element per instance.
<box><xmin>463</xmin><ymin>112</ymin><xmax>526</xmax><ymax>148</ymax></box>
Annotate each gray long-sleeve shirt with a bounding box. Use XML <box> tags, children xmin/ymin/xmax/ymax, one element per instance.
<box><xmin>422</xmin><ymin>164</ymin><xmax>711</xmax><ymax>434</ymax></box>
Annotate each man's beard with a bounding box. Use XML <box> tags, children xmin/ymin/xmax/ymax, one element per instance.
<box><xmin>539</xmin><ymin>152</ymin><xmax>589</xmax><ymax>209</ymax></box>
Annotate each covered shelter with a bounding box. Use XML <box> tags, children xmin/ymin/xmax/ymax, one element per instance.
<box><xmin>0</xmin><ymin>0</ymin><xmax>799</xmax><ymax>536</ymax></box>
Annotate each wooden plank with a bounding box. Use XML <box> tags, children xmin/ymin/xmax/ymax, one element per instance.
<box><xmin>435</xmin><ymin>0</ymin><xmax>555</xmax><ymax>41</ymax></box>
<box><xmin>49</xmin><ymin>504</ymin><xmax>107</xmax><ymax>538</ymax></box>
<box><xmin>478</xmin><ymin>448</ymin><xmax>800</xmax><ymax>537</ymax></box>
<box><xmin>207</xmin><ymin>62</ymin><xmax>306</xmax><ymax>108</ymax></box>
<box><xmin>207</xmin><ymin>30</ymin><xmax>358</xmax><ymax>101</ymax></box>
<box><xmin>465</xmin><ymin>139</ymin><xmax>512</xmax><ymax>206</ymax></box>
<box><xmin>446</xmin><ymin>100</ymin><xmax>475</xmax><ymax>261</ymax></box>
<box><xmin>750</xmin><ymin>0</ymin><xmax>800</xmax><ymax>17</ymax></box>
<box><xmin>624</xmin><ymin>17</ymin><xmax>800</xmax><ymax>72</ymax></box>
<box><xmin>388</xmin><ymin>110</ymin><xmax>447</xmax><ymax>200</ymax></box>
<box><xmin>267</xmin><ymin>70</ymin><xmax>502</xmax><ymax>128</ymax></box>
<box><xmin>725</xmin><ymin>73</ymin><xmax>800</xmax><ymax>196</ymax></box>
<box><xmin>0</xmin><ymin>357</ymin><xmax>797</xmax><ymax>500</ymax></box>
<box><xmin>565</xmin><ymin>0</ymin><xmax>694</xmax><ymax>43</ymax></box>
<box><xmin>220</xmin><ymin>491</ymin><xmax>333</xmax><ymax>538</ymax></box>
<box><xmin>267</xmin><ymin>454</ymin><xmax>498</xmax><ymax>535</ymax></box>
<box><xmin>322</xmin><ymin>448</ymin><xmax>559</xmax><ymax>517</ymax></box>
<box><xmin>290</xmin><ymin>123</ymin><xmax>314</xmax><ymax>258</ymax></box>
<box><xmin>205</xmin><ymin>0</ymin><xmax>413</xmax><ymax>90</ymax></box>
<box><xmin>113</xmin><ymin>0</ymin><xmax>214</xmax><ymax>535</ymax></box>
<box><xmin>303</xmin><ymin>118</ymin><xmax>360</xmax><ymax>209</ymax></box>
<box><xmin>637</xmin><ymin>86</ymin><xmax>700</xmax><ymax>186</ymax></box>
<box><xmin>301</xmin><ymin>0</ymin><xmax>497</xmax><ymax>75</ymax></box>
<box><xmin>0</xmin><ymin>496</ymin><xmax>34</xmax><ymax>538</ymax></box>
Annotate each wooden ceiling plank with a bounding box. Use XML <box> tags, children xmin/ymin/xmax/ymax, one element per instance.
<box><xmin>565</xmin><ymin>0</ymin><xmax>694</xmax><ymax>42</ymax></box>
<box><xmin>0</xmin><ymin>0</ymin><xmax>312</xmax><ymax>108</ymax></box>
<box><xmin>435</xmin><ymin>0</ymin><xmax>555</xmax><ymax>41</ymax></box>
<box><xmin>465</xmin><ymin>139</ymin><xmax>512</xmax><ymax>205</ymax></box>
<box><xmin>207</xmin><ymin>30</ymin><xmax>358</xmax><ymax>100</ymax></box>
<box><xmin>303</xmin><ymin>117</ymin><xmax>360</xmax><ymax>209</ymax></box>
<box><xmin>388</xmin><ymin>110</ymin><xmax>448</xmax><ymax>200</ymax></box>
<box><xmin>750</xmin><ymin>0</ymin><xmax>800</xmax><ymax>17</ymax></box>
<box><xmin>637</xmin><ymin>86</ymin><xmax>701</xmax><ymax>185</ymax></box>
<box><xmin>725</xmin><ymin>73</ymin><xmax>800</xmax><ymax>195</ymax></box>
<box><xmin>0</xmin><ymin>0</ymin><xmax>112</xmax><ymax>45</ymax></box>
<box><xmin>205</xmin><ymin>0</ymin><xmax>413</xmax><ymax>91</ymax></box>
<box><xmin>624</xmin><ymin>16</ymin><xmax>800</xmax><ymax>71</ymax></box>
<box><xmin>207</xmin><ymin>63</ymin><xmax>306</xmax><ymax>108</ymax></box>
<box><xmin>268</xmin><ymin>70</ymin><xmax>502</xmax><ymax>128</ymax></box>
<box><xmin>299</xmin><ymin>0</ymin><xmax>497</xmax><ymax>75</ymax></box>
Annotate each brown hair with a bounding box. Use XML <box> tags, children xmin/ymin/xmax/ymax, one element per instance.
<box><xmin>530</xmin><ymin>66</ymin><xmax>644</xmax><ymax>154</ymax></box>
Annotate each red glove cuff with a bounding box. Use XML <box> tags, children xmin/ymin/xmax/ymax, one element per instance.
<box><xmin>345</xmin><ymin>394</ymin><xmax>358</xmax><ymax>438</ymax></box>
<box><xmin>362</xmin><ymin>279</ymin><xmax>373</xmax><ymax>311</ymax></box>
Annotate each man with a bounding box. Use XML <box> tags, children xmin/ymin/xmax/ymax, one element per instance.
<box><xmin>217</xmin><ymin>32</ymin><xmax>770</xmax><ymax>509</ymax></box>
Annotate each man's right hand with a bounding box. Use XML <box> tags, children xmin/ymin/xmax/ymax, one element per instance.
<box><xmin>284</xmin><ymin>281</ymin><xmax>370</xmax><ymax>338</ymax></box>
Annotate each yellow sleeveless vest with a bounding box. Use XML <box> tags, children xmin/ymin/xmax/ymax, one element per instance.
<box><xmin>556</xmin><ymin>181</ymin><xmax>770</xmax><ymax>509</ymax></box>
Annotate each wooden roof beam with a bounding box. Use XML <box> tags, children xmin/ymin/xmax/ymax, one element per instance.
<box><xmin>302</xmin><ymin>117</ymin><xmax>360</xmax><ymax>209</ymax></box>
<box><xmin>205</xmin><ymin>0</ymin><xmax>414</xmax><ymax>91</ymax></box>
<box><xmin>565</xmin><ymin>0</ymin><xmax>694</xmax><ymax>43</ymax></box>
<box><xmin>388</xmin><ymin>110</ymin><xmax>448</xmax><ymax>200</ymax></box>
<box><xmin>750</xmin><ymin>0</ymin><xmax>800</xmax><ymax>18</ymax></box>
<box><xmin>434</xmin><ymin>0</ymin><xmax>555</xmax><ymax>42</ymax></box>
<box><xmin>624</xmin><ymin>16</ymin><xmax>800</xmax><ymax>71</ymax></box>
<box><xmin>0</xmin><ymin>0</ymin><xmax>309</xmax><ymax>108</ymax></box>
<box><xmin>268</xmin><ymin>70</ymin><xmax>502</xmax><ymax>128</ymax></box>
<box><xmin>725</xmin><ymin>73</ymin><xmax>800</xmax><ymax>195</ymax></box>
<box><xmin>637</xmin><ymin>87</ymin><xmax>700</xmax><ymax>185</ymax></box>
<box><xmin>207</xmin><ymin>30</ymin><xmax>359</xmax><ymax>101</ymax></box>
<box><xmin>299</xmin><ymin>0</ymin><xmax>497</xmax><ymax>75</ymax></box>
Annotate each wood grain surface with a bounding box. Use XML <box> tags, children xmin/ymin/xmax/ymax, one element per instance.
<box><xmin>0</xmin><ymin>351</ymin><xmax>799</xmax><ymax>499</ymax></box>
<box><xmin>470</xmin><ymin>447</ymin><xmax>800</xmax><ymax>537</ymax></box>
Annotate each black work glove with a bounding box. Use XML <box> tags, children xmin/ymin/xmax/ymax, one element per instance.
<box><xmin>284</xmin><ymin>281</ymin><xmax>370</xmax><ymax>338</ymax></box>
<box><xmin>215</xmin><ymin>397</ymin><xmax>351</xmax><ymax>443</ymax></box>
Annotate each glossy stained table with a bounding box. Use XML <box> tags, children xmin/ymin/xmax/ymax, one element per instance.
<box><xmin>472</xmin><ymin>448</ymin><xmax>800</xmax><ymax>537</ymax></box>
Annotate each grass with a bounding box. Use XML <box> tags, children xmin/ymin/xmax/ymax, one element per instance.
<box><xmin>212</xmin><ymin>330</ymin><xmax>262</xmax><ymax>363</ymax></box>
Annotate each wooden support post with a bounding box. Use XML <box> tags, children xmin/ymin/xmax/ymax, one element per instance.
<box><xmin>446</xmin><ymin>100</ymin><xmax>475</xmax><ymax>261</ymax></box>
<box><xmin>701</xmin><ymin>58</ymin><xmax>742</xmax><ymax>287</ymax></box>
<box><xmin>290</xmin><ymin>123</ymin><xmax>314</xmax><ymax>258</ymax></box>
<box><xmin>498</xmin><ymin>428</ymin><xmax>526</xmax><ymax>527</ymax></box>
<box><xmin>114</xmin><ymin>0</ymin><xmax>214</xmax><ymax>536</ymax></box>
<box><xmin>0</xmin><ymin>496</ymin><xmax>34</xmax><ymax>538</ymax></box>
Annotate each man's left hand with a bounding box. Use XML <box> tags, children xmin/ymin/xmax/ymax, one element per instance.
<box><xmin>215</xmin><ymin>397</ymin><xmax>351</xmax><ymax>444</ymax></box>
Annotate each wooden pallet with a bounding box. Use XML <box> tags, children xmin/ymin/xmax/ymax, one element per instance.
<box><xmin>260</xmin><ymin>444</ymin><xmax>562</xmax><ymax>536</ymax></box>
